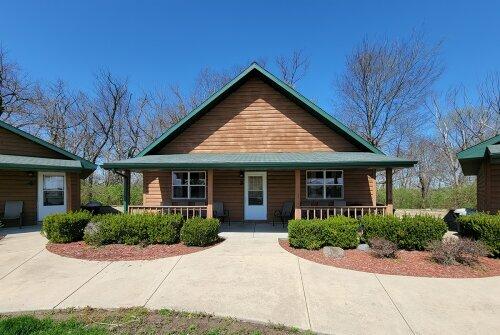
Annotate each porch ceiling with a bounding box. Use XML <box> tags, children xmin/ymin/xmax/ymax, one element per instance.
<box><xmin>102</xmin><ymin>152</ymin><xmax>416</xmax><ymax>170</ymax></box>
<box><xmin>0</xmin><ymin>154</ymin><xmax>94</xmax><ymax>177</ymax></box>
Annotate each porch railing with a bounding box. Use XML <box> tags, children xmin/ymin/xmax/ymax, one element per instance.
<box><xmin>300</xmin><ymin>206</ymin><xmax>388</xmax><ymax>219</ymax></box>
<box><xmin>128</xmin><ymin>205</ymin><xmax>208</xmax><ymax>218</ymax></box>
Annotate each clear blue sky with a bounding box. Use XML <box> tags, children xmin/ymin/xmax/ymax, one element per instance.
<box><xmin>1</xmin><ymin>0</ymin><xmax>499</xmax><ymax>110</ymax></box>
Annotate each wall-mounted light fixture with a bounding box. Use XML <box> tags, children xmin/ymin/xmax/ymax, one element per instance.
<box><xmin>27</xmin><ymin>171</ymin><xmax>35</xmax><ymax>186</ymax></box>
<box><xmin>239</xmin><ymin>170</ymin><xmax>244</xmax><ymax>178</ymax></box>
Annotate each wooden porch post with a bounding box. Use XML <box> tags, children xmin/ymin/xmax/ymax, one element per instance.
<box><xmin>123</xmin><ymin>169</ymin><xmax>131</xmax><ymax>213</ymax></box>
<box><xmin>207</xmin><ymin>169</ymin><xmax>213</xmax><ymax>218</ymax></box>
<box><xmin>386</xmin><ymin>168</ymin><xmax>393</xmax><ymax>214</ymax></box>
<box><xmin>294</xmin><ymin>169</ymin><xmax>301</xmax><ymax>219</ymax></box>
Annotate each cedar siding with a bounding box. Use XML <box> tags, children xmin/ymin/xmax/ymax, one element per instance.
<box><xmin>0</xmin><ymin>171</ymin><xmax>37</xmax><ymax>224</ymax></box>
<box><xmin>157</xmin><ymin>75</ymin><xmax>361</xmax><ymax>154</ymax></box>
<box><xmin>142</xmin><ymin>169</ymin><xmax>376</xmax><ymax>221</ymax></box>
<box><xmin>477</xmin><ymin>158</ymin><xmax>500</xmax><ymax>213</ymax></box>
<box><xmin>0</xmin><ymin>127</ymin><xmax>69</xmax><ymax>159</ymax></box>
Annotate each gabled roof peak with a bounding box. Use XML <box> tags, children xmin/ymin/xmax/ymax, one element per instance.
<box><xmin>137</xmin><ymin>63</ymin><xmax>384</xmax><ymax>157</ymax></box>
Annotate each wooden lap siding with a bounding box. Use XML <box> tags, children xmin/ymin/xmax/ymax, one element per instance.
<box><xmin>66</xmin><ymin>172</ymin><xmax>81</xmax><ymax>211</ymax></box>
<box><xmin>0</xmin><ymin>170</ymin><xmax>37</xmax><ymax>225</ymax></box>
<box><xmin>156</xmin><ymin>76</ymin><xmax>360</xmax><ymax>154</ymax></box>
<box><xmin>142</xmin><ymin>169</ymin><xmax>376</xmax><ymax>221</ymax></box>
<box><xmin>478</xmin><ymin>158</ymin><xmax>500</xmax><ymax>213</ymax></box>
<box><xmin>0</xmin><ymin>127</ymin><xmax>68</xmax><ymax>159</ymax></box>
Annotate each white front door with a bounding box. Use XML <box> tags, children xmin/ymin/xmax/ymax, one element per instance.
<box><xmin>244</xmin><ymin>171</ymin><xmax>267</xmax><ymax>220</ymax></box>
<box><xmin>38</xmin><ymin>172</ymin><xmax>67</xmax><ymax>220</ymax></box>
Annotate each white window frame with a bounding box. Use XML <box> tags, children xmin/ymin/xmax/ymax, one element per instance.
<box><xmin>171</xmin><ymin>171</ymin><xmax>206</xmax><ymax>200</ymax></box>
<box><xmin>305</xmin><ymin>170</ymin><xmax>344</xmax><ymax>200</ymax></box>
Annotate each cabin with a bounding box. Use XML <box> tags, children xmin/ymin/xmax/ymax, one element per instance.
<box><xmin>0</xmin><ymin>120</ymin><xmax>96</xmax><ymax>226</ymax></box>
<box><xmin>103</xmin><ymin>64</ymin><xmax>416</xmax><ymax>222</ymax></box>
<box><xmin>457</xmin><ymin>135</ymin><xmax>500</xmax><ymax>214</ymax></box>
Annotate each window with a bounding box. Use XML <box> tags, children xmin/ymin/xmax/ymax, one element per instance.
<box><xmin>172</xmin><ymin>171</ymin><xmax>206</xmax><ymax>199</ymax></box>
<box><xmin>306</xmin><ymin>170</ymin><xmax>343</xmax><ymax>199</ymax></box>
<box><xmin>43</xmin><ymin>175</ymin><xmax>65</xmax><ymax>206</ymax></box>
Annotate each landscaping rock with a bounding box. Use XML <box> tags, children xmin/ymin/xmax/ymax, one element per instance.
<box><xmin>83</xmin><ymin>221</ymin><xmax>100</xmax><ymax>236</ymax></box>
<box><xmin>322</xmin><ymin>246</ymin><xmax>344</xmax><ymax>258</ymax></box>
<box><xmin>357</xmin><ymin>243</ymin><xmax>370</xmax><ymax>251</ymax></box>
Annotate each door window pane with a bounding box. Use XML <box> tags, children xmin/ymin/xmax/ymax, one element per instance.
<box><xmin>248</xmin><ymin>191</ymin><xmax>263</xmax><ymax>205</ymax></box>
<box><xmin>43</xmin><ymin>175</ymin><xmax>64</xmax><ymax>206</ymax></box>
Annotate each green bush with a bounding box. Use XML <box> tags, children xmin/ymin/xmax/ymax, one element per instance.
<box><xmin>288</xmin><ymin>216</ymin><xmax>359</xmax><ymax>250</ymax></box>
<box><xmin>180</xmin><ymin>217</ymin><xmax>220</xmax><ymax>246</ymax></box>
<box><xmin>42</xmin><ymin>211</ymin><xmax>92</xmax><ymax>243</ymax></box>
<box><xmin>458</xmin><ymin>213</ymin><xmax>500</xmax><ymax>257</ymax></box>
<box><xmin>399</xmin><ymin>215</ymin><xmax>448</xmax><ymax>250</ymax></box>
<box><xmin>84</xmin><ymin>213</ymin><xmax>183</xmax><ymax>246</ymax></box>
<box><xmin>360</xmin><ymin>214</ymin><xmax>447</xmax><ymax>250</ymax></box>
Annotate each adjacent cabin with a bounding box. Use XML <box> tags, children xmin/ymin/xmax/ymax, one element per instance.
<box><xmin>103</xmin><ymin>64</ymin><xmax>416</xmax><ymax>221</ymax></box>
<box><xmin>457</xmin><ymin>135</ymin><xmax>500</xmax><ymax>214</ymax></box>
<box><xmin>0</xmin><ymin>120</ymin><xmax>96</xmax><ymax>226</ymax></box>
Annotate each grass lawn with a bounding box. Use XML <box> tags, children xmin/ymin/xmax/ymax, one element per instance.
<box><xmin>0</xmin><ymin>307</ymin><xmax>313</xmax><ymax>335</ymax></box>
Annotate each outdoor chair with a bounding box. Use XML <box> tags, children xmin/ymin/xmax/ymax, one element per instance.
<box><xmin>213</xmin><ymin>202</ymin><xmax>230</xmax><ymax>225</ymax></box>
<box><xmin>0</xmin><ymin>201</ymin><xmax>23</xmax><ymax>228</ymax></box>
<box><xmin>273</xmin><ymin>201</ymin><xmax>294</xmax><ymax>227</ymax></box>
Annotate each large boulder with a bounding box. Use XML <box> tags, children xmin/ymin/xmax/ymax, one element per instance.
<box><xmin>322</xmin><ymin>246</ymin><xmax>344</xmax><ymax>258</ymax></box>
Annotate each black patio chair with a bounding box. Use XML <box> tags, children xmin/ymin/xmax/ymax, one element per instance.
<box><xmin>213</xmin><ymin>202</ymin><xmax>230</xmax><ymax>225</ymax></box>
<box><xmin>273</xmin><ymin>201</ymin><xmax>294</xmax><ymax>227</ymax></box>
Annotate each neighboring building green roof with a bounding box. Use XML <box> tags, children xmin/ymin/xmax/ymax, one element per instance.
<box><xmin>0</xmin><ymin>154</ymin><xmax>92</xmax><ymax>175</ymax></box>
<box><xmin>102</xmin><ymin>152</ymin><xmax>416</xmax><ymax>170</ymax></box>
<box><xmin>457</xmin><ymin>135</ymin><xmax>500</xmax><ymax>175</ymax></box>
<box><xmin>137</xmin><ymin>63</ymin><xmax>384</xmax><ymax>157</ymax></box>
<box><xmin>0</xmin><ymin>120</ymin><xmax>97</xmax><ymax>171</ymax></box>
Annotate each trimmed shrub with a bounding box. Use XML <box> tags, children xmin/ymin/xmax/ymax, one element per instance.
<box><xmin>288</xmin><ymin>216</ymin><xmax>359</xmax><ymax>250</ymax></box>
<box><xmin>399</xmin><ymin>215</ymin><xmax>448</xmax><ymax>250</ymax></box>
<box><xmin>428</xmin><ymin>237</ymin><xmax>488</xmax><ymax>265</ymax></box>
<box><xmin>458</xmin><ymin>213</ymin><xmax>500</xmax><ymax>257</ymax></box>
<box><xmin>42</xmin><ymin>211</ymin><xmax>92</xmax><ymax>243</ymax></box>
<box><xmin>180</xmin><ymin>217</ymin><xmax>220</xmax><ymax>246</ymax></box>
<box><xmin>83</xmin><ymin>213</ymin><xmax>183</xmax><ymax>246</ymax></box>
<box><xmin>360</xmin><ymin>214</ymin><xmax>447</xmax><ymax>251</ymax></box>
<box><xmin>369</xmin><ymin>238</ymin><xmax>398</xmax><ymax>258</ymax></box>
<box><xmin>359</xmin><ymin>215</ymin><xmax>401</xmax><ymax>244</ymax></box>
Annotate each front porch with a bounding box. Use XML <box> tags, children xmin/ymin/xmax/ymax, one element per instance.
<box><xmin>124</xmin><ymin>167</ymin><xmax>395</xmax><ymax>221</ymax></box>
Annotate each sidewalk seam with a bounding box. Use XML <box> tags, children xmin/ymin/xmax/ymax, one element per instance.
<box><xmin>0</xmin><ymin>248</ymin><xmax>45</xmax><ymax>281</ymax></box>
<box><xmin>297</xmin><ymin>257</ymin><xmax>312</xmax><ymax>330</ymax></box>
<box><xmin>53</xmin><ymin>261</ymin><xmax>112</xmax><ymax>309</ymax></box>
<box><xmin>143</xmin><ymin>255</ymin><xmax>183</xmax><ymax>307</ymax></box>
<box><xmin>375</xmin><ymin>274</ymin><xmax>415</xmax><ymax>335</ymax></box>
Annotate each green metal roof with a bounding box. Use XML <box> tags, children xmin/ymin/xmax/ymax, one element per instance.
<box><xmin>457</xmin><ymin>135</ymin><xmax>500</xmax><ymax>175</ymax></box>
<box><xmin>0</xmin><ymin>154</ymin><xmax>92</xmax><ymax>175</ymax></box>
<box><xmin>137</xmin><ymin>63</ymin><xmax>383</xmax><ymax>157</ymax></box>
<box><xmin>0</xmin><ymin>120</ymin><xmax>97</xmax><ymax>171</ymax></box>
<box><xmin>102</xmin><ymin>152</ymin><xmax>416</xmax><ymax>170</ymax></box>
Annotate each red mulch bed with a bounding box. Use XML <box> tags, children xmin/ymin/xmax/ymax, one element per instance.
<box><xmin>279</xmin><ymin>239</ymin><xmax>500</xmax><ymax>278</ymax></box>
<box><xmin>47</xmin><ymin>240</ymin><xmax>223</xmax><ymax>261</ymax></box>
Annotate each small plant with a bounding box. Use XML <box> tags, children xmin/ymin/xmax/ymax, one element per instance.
<box><xmin>458</xmin><ymin>213</ymin><xmax>500</xmax><ymax>257</ymax></box>
<box><xmin>369</xmin><ymin>237</ymin><xmax>398</xmax><ymax>258</ymax></box>
<box><xmin>180</xmin><ymin>217</ymin><xmax>220</xmax><ymax>246</ymax></box>
<box><xmin>428</xmin><ymin>237</ymin><xmax>488</xmax><ymax>266</ymax></box>
<box><xmin>288</xmin><ymin>216</ymin><xmax>359</xmax><ymax>250</ymax></box>
<box><xmin>42</xmin><ymin>210</ymin><xmax>93</xmax><ymax>243</ymax></box>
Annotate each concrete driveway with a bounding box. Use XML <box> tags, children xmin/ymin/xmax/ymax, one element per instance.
<box><xmin>0</xmin><ymin>224</ymin><xmax>499</xmax><ymax>335</ymax></box>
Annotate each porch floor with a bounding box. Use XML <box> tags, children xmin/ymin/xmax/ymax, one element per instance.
<box><xmin>219</xmin><ymin>221</ymin><xmax>288</xmax><ymax>237</ymax></box>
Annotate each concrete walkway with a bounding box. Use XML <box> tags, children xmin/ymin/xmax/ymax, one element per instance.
<box><xmin>0</xmin><ymin>224</ymin><xmax>499</xmax><ymax>334</ymax></box>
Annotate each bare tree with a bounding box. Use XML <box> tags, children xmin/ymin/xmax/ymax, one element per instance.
<box><xmin>276</xmin><ymin>50</ymin><xmax>310</xmax><ymax>87</ymax></box>
<box><xmin>336</xmin><ymin>32</ymin><xmax>443</xmax><ymax>151</ymax></box>
<box><xmin>0</xmin><ymin>46</ymin><xmax>34</xmax><ymax>125</ymax></box>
